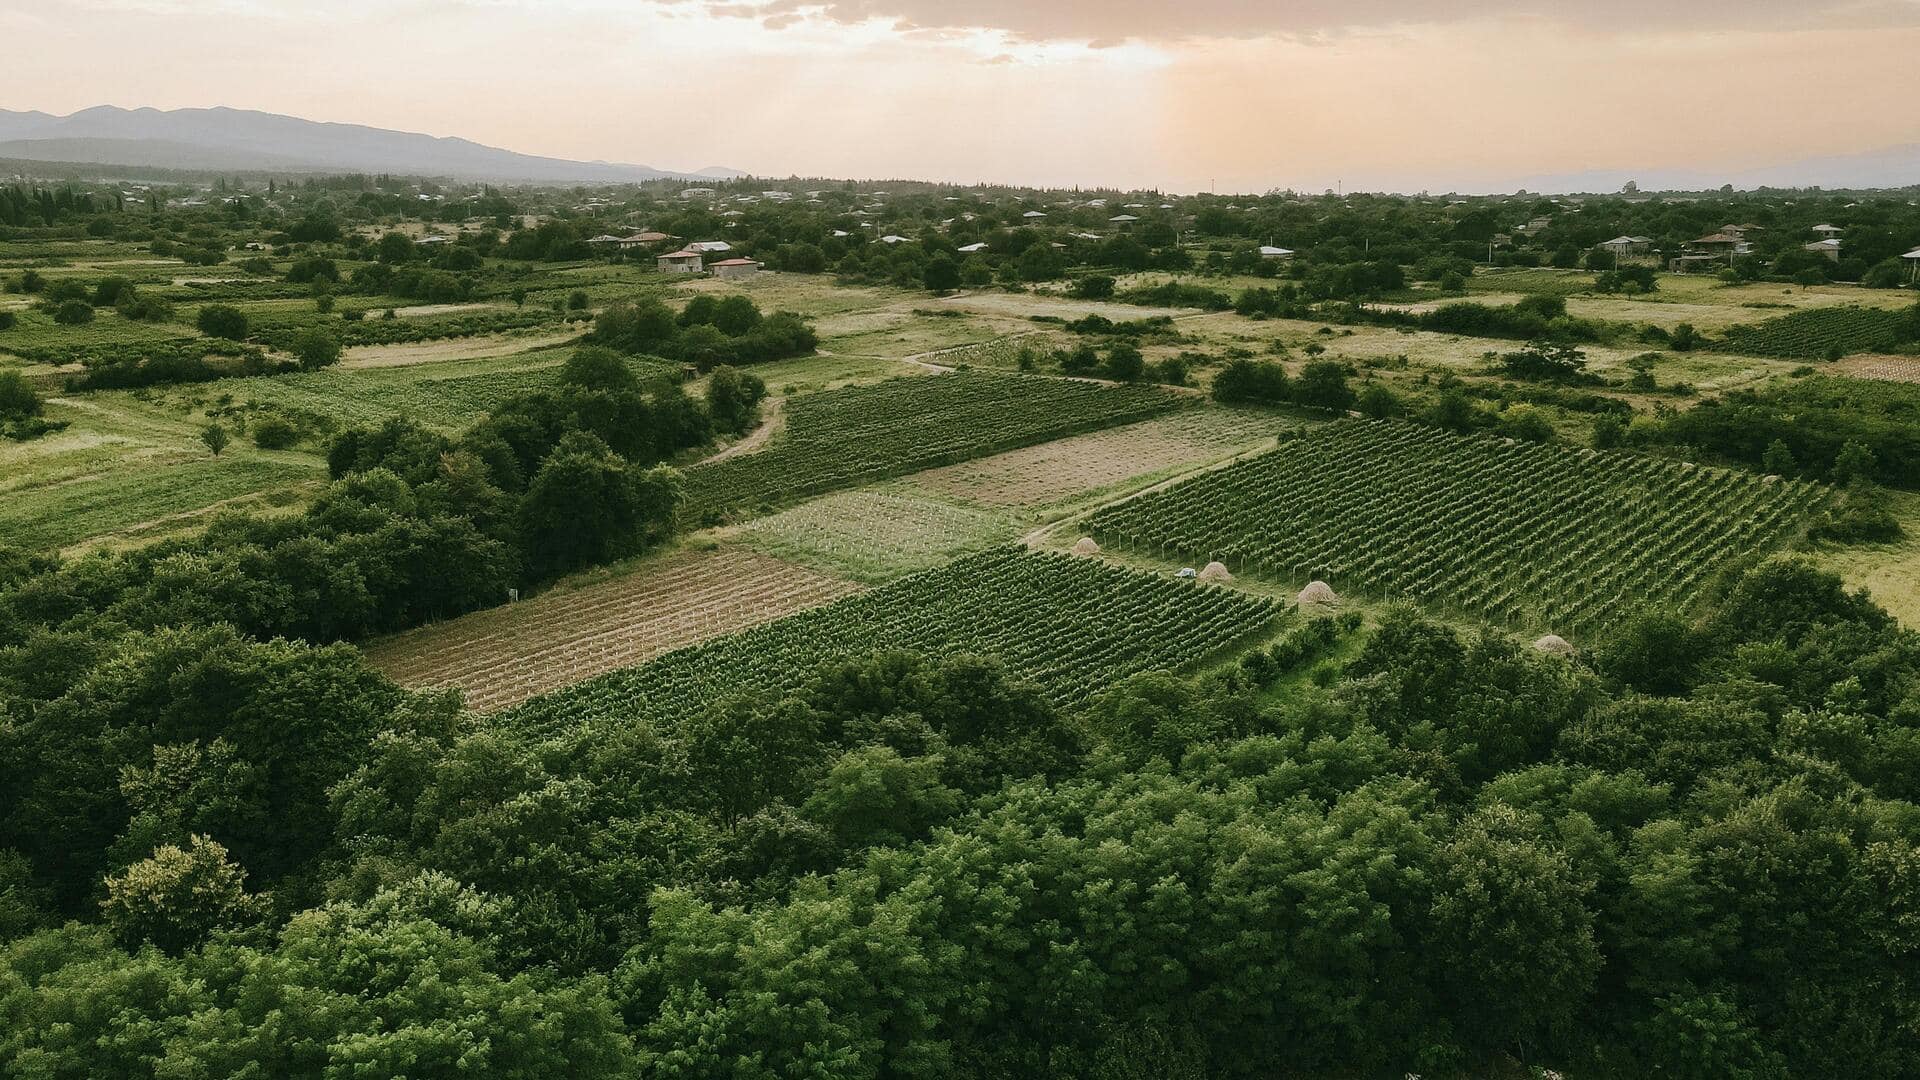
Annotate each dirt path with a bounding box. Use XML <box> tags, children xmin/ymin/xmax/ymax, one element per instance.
<box><xmin>703</xmin><ymin>396</ymin><xmax>786</xmax><ymax>462</ymax></box>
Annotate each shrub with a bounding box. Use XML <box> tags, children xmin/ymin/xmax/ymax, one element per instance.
<box><xmin>52</xmin><ymin>300</ymin><xmax>95</xmax><ymax>325</ymax></box>
<box><xmin>197</xmin><ymin>304</ymin><xmax>250</xmax><ymax>340</ymax></box>
<box><xmin>251</xmin><ymin>416</ymin><xmax>300</xmax><ymax>450</ymax></box>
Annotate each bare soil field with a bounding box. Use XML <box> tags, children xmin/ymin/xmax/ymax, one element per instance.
<box><xmin>913</xmin><ymin>408</ymin><xmax>1299</xmax><ymax>507</ymax></box>
<box><xmin>363</xmin><ymin>545</ymin><xmax>863</xmax><ymax>712</ymax></box>
<box><xmin>1839</xmin><ymin>354</ymin><xmax>1920</xmax><ymax>384</ymax></box>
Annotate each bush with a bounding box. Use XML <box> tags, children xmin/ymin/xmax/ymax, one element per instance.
<box><xmin>251</xmin><ymin>416</ymin><xmax>300</xmax><ymax>450</ymax></box>
<box><xmin>197</xmin><ymin>305</ymin><xmax>250</xmax><ymax>340</ymax></box>
<box><xmin>0</xmin><ymin>369</ymin><xmax>43</xmax><ymax>421</ymax></box>
<box><xmin>52</xmin><ymin>300</ymin><xmax>95</xmax><ymax>325</ymax></box>
<box><xmin>292</xmin><ymin>328</ymin><xmax>342</xmax><ymax>371</ymax></box>
<box><xmin>0</xmin><ymin>311</ymin><xmax>15</xmax><ymax>331</ymax></box>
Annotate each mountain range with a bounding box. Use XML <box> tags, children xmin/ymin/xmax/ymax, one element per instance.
<box><xmin>0</xmin><ymin>106</ymin><xmax>740</xmax><ymax>184</ymax></box>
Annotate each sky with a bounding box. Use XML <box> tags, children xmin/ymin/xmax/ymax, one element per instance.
<box><xmin>8</xmin><ymin>0</ymin><xmax>1920</xmax><ymax>192</ymax></box>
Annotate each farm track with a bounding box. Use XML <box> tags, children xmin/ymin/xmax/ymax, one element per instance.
<box><xmin>363</xmin><ymin>546</ymin><xmax>863</xmax><ymax>713</ymax></box>
<box><xmin>703</xmin><ymin>397</ymin><xmax>786</xmax><ymax>462</ymax></box>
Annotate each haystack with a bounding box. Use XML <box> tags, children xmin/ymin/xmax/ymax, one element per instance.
<box><xmin>1532</xmin><ymin>634</ymin><xmax>1577</xmax><ymax>657</ymax></box>
<box><xmin>1198</xmin><ymin>561</ymin><xmax>1232</xmax><ymax>582</ymax></box>
<box><xmin>1297</xmin><ymin>581</ymin><xmax>1339</xmax><ymax>607</ymax></box>
<box><xmin>1071</xmin><ymin>537</ymin><xmax>1101</xmax><ymax>556</ymax></box>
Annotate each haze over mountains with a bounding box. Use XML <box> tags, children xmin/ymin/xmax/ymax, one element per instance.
<box><xmin>0</xmin><ymin>106</ymin><xmax>739</xmax><ymax>184</ymax></box>
<box><xmin>2</xmin><ymin>105</ymin><xmax>1917</xmax><ymax>193</ymax></box>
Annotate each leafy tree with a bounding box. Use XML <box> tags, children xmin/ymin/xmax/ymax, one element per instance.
<box><xmin>922</xmin><ymin>254</ymin><xmax>961</xmax><ymax>294</ymax></box>
<box><xmin>0</xmin><ymin>370</ymin><xmax>41</xmax><ymax>421</ymax></box>
<box><xmin>375</xmin><ymin>230</ymin><xmax>417</xmax><ymax>264</ymax></box>
<box><xmin>1502</xmin><ymin>341</ymin><xmax>1588</xmax><ymax>382</ymax></box>
<box><xmin>705</xmin><ymin>364</ymin><xmax>766</xmax><ymax>434</ymax></box>
<box><xmin>1761</xmin><ymin>438</ymin><xmax>1796</xmax><ymax>475</ymax></box>
<box><xmin>201</xmin><ymin>423</ymin><xmax>230</xmax><ymax>456</ymax></box>
<box><xmin>197</xmin><ymin>304</ymin><xmax>249</xmax><ymax>340</ymax></box>
<box><xmin>51</xmin><ymin>300</ymin><xmax>93</xmax><ymax>325</ymax></box>
<box><xmin>1832</xmin><ymin>440</ymin><xmax>1877</xmax><ymax>484</ymax></box>
<box><xmin>1293</xmin><ymin>360</ymin><xmax>1357</xmax><ymax>412</ymax></box>
<box><xmin>1071</xmin><ymin>274</ymin><xmax>1116</xmax><ymax>300</ymax></box>
<box><xmin>560</xmin><ymin>344</ymin><xmax>639</xmax><ymax>393</ymax></box>
<box><xmin>521</xmin><ymin>431</ymin><xmax>682</xmax><ymax>578</ymax></box>
<box><xmin>1357</xmin><ymin>383</ymin><xmax>1401</xmax><ymax>419</ymax></box>
<box><xmin>292</xmin><ymin>327</ymin><xmax>341</xmax><ymax>371</ymax></box>
<box><xmin>1211</xmin><ymin>359</ymin><xmax>1290</xmax><ymax>404</ymax></box>
<box><xmin>1104</xmin><ymin>341</ymin><xmax>1146</xmax><ymax>382</ymax></box>
<box><xmin>100</xmin><ymin>834</ymin><xmax>265</xmax><ymax>954</ymax></box>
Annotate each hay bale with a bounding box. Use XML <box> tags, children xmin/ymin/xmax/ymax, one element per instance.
<box><xmin>1071</xmin><ymin>537</ymin><xmax>1101</xmax><ymax>556</ymax></box>
<box><xmin>1297</xmin><ymin>580</ymin><xmax>1339</xmax><ymax>607</ymax></box>
<box><xmin>1532</xmin><ymin>634</ymin><xmax>1576</xmax><ymax>657</ymax></box>
<box><xmin>1198</xmin><ymin>561</ymin><xmax>1232</xmax><ymax>582</ymax></box>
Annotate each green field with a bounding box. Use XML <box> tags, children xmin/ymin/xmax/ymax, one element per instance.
<box><xmin>504</xmin><ymin>546</ymin><xmax>1283</xmax><ymax>737</ymax></box>
<box><xmin>682</xmin><ymin>371</ymin><xmax>1184</xmax><ymax>520</ymax></box>
<box><xmin>1087</xmin><ymin>419</ymin><xmax>1825</xmax><ymax>635</ymax></box>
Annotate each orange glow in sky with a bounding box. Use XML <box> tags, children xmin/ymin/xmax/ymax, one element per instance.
<box><xmin>7</xmin><ymin>0</ymin><xmax>1920</xmax><ymax>191</ymax></box>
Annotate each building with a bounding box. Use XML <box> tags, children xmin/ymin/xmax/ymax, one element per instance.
<box><xmin>1903</xmin><ymin>247</ymin><xmax>1920</xmax><ymax>282</ymax></box>
<box><xmin>957</xmin><ymin>242</ymin><xmax>988</xmax><ymax>253</ymax></box>
<box><xmin>710</xmin><ymin>258</ymin><xmax>762</xmax><ymax>279</ymax></box>
<box><xmin>1671</xmin><ymin>232</ymin><xmax>1751</xmax><ymax>270</ymax></box>
<box><xmin>1811</xmin><ymin>224</ymin><xmax>1844</xmax><ymax>238</ymax></box>
<box><xmin>1259</xmin><ymin>245</ymin><xmax>1295</xmax><ymax>260</ymax></box>
<box><xmin>657</xmin><ymin>250</ymin><xmax>705</xmax><ymax>273</ymax></box>
<box><xmin>1109</xmin><ymin>214</ymin><xmax>1139</xmax><ymax>226</ymax></box>
<box><xmin>1022</xmin><ymin>210</ymin><xmax>1048</xmax><ymax>220</ymax></box>
<box><xmin>585</xmin><ymin>234</ymin><xmax>624</xmax><ymax>247</ymax></box>
<box><xmin>687</xmin><ymin>240</ymin><xmax>732</xmax><ymax>254</ymax></box>
<box><xmin>679</xmin><ymin>187</ymin><xmax>717</xmax><ymax>200</ymax></box>
<box><xmin>618</xmin><ymin>231</ymin><xmax>675</xmax><ymax>249</ymax></box>
<box><xmin>879</xmin><ymin>234</ymin><xmax>911</xmax><ymax>245</ymax></box>
<box><xmin>1598</xmin><ymin>235</ymin><xmax>1652</xmax><ymax>256</ymax></box>
<box><xmin>1803</xmin><ymin>238</ymin><xmax>1844</xmax><ymax>262</ymax></box>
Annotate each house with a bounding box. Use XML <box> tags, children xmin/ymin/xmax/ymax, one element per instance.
<box><xmin>586</xmin><ymin>234</ymin><xmax>624</xmax><ymax>247</ymax></box>
<box><xmin>1803</xmin><ymin>238</ymin><xmax>1844</xmax><ymax>262</ymax></box>
<box><xmin>616</xmin><ymin>232</ymin><xmax>675</xmax><ymax>250</ymax></box>
<box><xmin>679</xmin><ymin>187</ymin><xmax>717</xmax><ymax>200</ymax></box>
<box><xmin>1903</xmin><ymin>247</ymin><xmax>1920</xmax><ymax>281</ymax></box>
<box><xmin>1598</xmin><ymin>235</ymin><xmax>1652</xmax><ymax>256</ymax></box>
<box><xmin>957</xmin><ymin>242</ymin><xmax>988</xmax><ymax>253</ymax></box>
<box><xmin>1811</xmin><ymin>224</ymin><xmax>1844</xmax><ymax>238</ymax></box>
<box><xmin>687</xmin><ymin>240</ymin><xmax>732</xmax><ymax>253</ymax></box>
<box><xmin>710</xmin><ymin>258</ymin><xmax>762</xmax><ymax>279</ymax></box>
<box><xmin>879</xmin><ymin>234</ymin><xmax>911</xmax><ymax>245</ymax></box>
<box><xmin>1671</xmin><ymin>232</ymin><xmax>1750</xmax><ymax>271</ymax></box>
<box><xmin>657</xmin><ymin>250</ymin><xmax>705</xmax><ymax>273</ymax></box>
<box><xmin>416</xmin><ymin>234</ymin><xmax>451</xmax><ymax>246</ymax></box>
<box><xmin>1109</xmin><ymin>214</ymin><xmax>1139</xmax><ymax>225</ymax></box>
<box><xmin>1259</xmin><ymin>245</ymin><xmax>1295</xmax><ymax>260</ymax></box>
<box><xmin>1022</xmin><ymin>210</ymin><xmax>1048</xmax><ymax>220</ymax></box>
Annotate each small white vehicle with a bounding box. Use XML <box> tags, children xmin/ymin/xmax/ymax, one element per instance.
<box><xmin>1176</xmin><ymin>567</ymin><xmax>1198</xmax><ymax>579</ymax></box>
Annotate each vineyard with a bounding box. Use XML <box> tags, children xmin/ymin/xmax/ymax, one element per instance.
<box><xmin>680</xmin><ymin>371</ymin><xmax>1181</xmax><ymax>520</ymax></box>
<box><xmin>731</xmin><ymin>485</ymin><xmax>1019</xmax><ymax>582</ymax></box>
<box><xmin>914</xmin><ymin>407</ymin><xmax>1299</xmax><ymax>507</ymax></box>
<box><xmin>503</xmin><ymin>547</ymin><xmax>1281</xmax><ymax>737</ymax></box>
<box><xmin>0</xmin><ymin>454</ymin><xmax>322</xmax><ymax>551</ymax></box>
<box><xmin>1719</xmin><ymin>305</ymin><xmax>1916</xmax><ymax>359</ymax></box>
<box><xmin>1086</xmin><ymin>420</ymin><xmax>1825</xmax><ymax>635</ymax></box>
<box><xmin>365</xmin><ymin>546</ymin><xmax>863</xmax><ymax>712</ymax></box>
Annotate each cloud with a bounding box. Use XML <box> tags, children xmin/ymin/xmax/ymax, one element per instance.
<box><xmin>679</xmin><ymin>0</ymin><xmax>1920</xmax><ymax>43</ymax></box>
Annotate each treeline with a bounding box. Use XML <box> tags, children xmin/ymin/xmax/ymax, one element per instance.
<box><xmin>1</xmin><ymin>556</ymin><xmax>1917</xmax><ymax>1076</ymax></box>
<box><xmin>0</xmin><ymin>346</ymin><xmax>761</xmax><ymax>642</ymax></box>
<box><xmin>1653</xmin><ymin>375</ymin><xmax>1920</xmax><ymax>487</ymax></box>
<box><xmin>591</xmin><ymin>294</ymin><xmax>817</xmax><ymax>371</ymax></box>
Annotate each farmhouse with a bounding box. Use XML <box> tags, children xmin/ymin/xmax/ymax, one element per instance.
<box><xmin>657</xmin><ymin>249</ymin><xmax>705</xmax><ymax>273</ymax></box>
<box><xmin>619</xmin><ymin>231</ymin><xmax>675</xmax><ymax>249</ymax></box>
<box><xmin>1598</xmin><ymin>235</ymin><xmax>1652</xmax><ymax>255</ymax></box>
<box><xmin>1811</xmin><ymin>224</ymin><xmax>1844</xmax><ymax>238</ymax></box>
<box><xmin>710</xmin><ymin>258</ymin><xmax>762</xmax><ymax>279</ymax></box>
<box><xmin>1671</xmin><ymin>231</ymin><xmax>1750</xmax><ymax>270</ymax></box>
<box><xmin>1803</xmin><ymin>237</ymin><xmax>1844</xmax><ymax>261</ymax></box>
<box><xmin>687</xmin><ymin>240</ymin><xmax>732</xmax><ymax>253</ymax></box>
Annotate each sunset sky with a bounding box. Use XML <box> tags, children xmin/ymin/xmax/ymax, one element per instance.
<box><xmin>9</xmin><ymin>0</ymin><xmax>1920</xmax><ymax>191</ymax></box>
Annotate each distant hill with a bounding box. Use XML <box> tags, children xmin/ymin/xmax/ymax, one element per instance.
<box><xmin>0</xmin><ymin>106</ymin><xmax>740</xmax><ymax>183</ymax></box>
<box><xmin>1512</xmin><ymin>146</ymin><xmax>1920</xmax><ymax>195</ymax></box>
